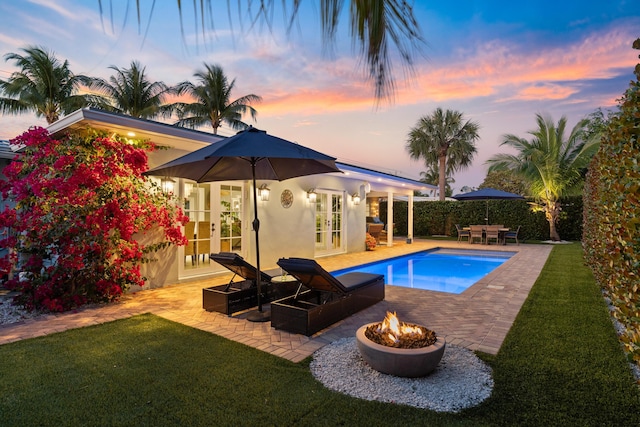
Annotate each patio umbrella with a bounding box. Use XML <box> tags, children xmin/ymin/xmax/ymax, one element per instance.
<box><xmin>452</xmin><ymin>188</ymin><xmax>524</xmax><ymax>224</ymax></box>
<box><xmin>146</xmin><ymin>126</ymin><xmax>341</xmax><ymax>321</ymax></box>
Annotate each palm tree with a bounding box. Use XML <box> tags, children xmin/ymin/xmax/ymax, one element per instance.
<box><xmin>105</xmin><ymin>1</ymin><xmax>425</xmax><ymax>102</ymax></box>
<box><xmin>173</xmin><ymin>63</ymin><xmax>261</xmax><ymax>134</ymax></box>
<box><xmin>419</xmin><ymin>167</ymin><xmax>454</xmax><ymax>197</ymax></box>
<box><xmin>86</xmin><ymin>61</ymin><xmax>175</xmax><ymax>119</ymax></box>
<box><xmin>406</xmin><ymin>108</ymin><xmax>480</xmax><ymax>201</ymax></box>
<box><xmin>0</xmin><ymin>45</ymin><xmax>100</xmax><ymax>124</ymax></box>
<box><xmin>486</xmin><ymin>113</ymin><xmax>600</xmax><ymax>241</ymax></box>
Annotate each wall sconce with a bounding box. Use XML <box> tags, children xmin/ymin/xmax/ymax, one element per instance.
<box><xmin>307</xmin><ymin>188</ymin><xmax>317</xmax><ymax>203</ymax></box>
<box><xmin>161</xmin><ymin>177</ymin><xmax>176</xmax><ymax>194</ymax></box>
<box><xmin>352</xmin><ymin>192</ymin><xmax>361</xmax><ymax>205</ymax></box>
<box><xmin>259</xmin><ymin>184</ymin><xmax>270</xmax><ymax>201</ymax></box>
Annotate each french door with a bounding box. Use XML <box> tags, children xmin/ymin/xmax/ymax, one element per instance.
<box><xmin>314</xmin><ymin>190</ymin><xmax>344</xmax><ymax>256</ymax></box>
<box><xmin>180</xmin><ymin>181</ymin><xmax>244</xmax><ymax>277</ymax></box>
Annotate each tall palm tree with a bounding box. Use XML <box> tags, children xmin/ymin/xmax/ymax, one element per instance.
<box><xmin>104</xmin><ymin>1</ymin><xmax>425</xmax><ymax>102</ymax></box>
<box><xmin>86</xmin><ymin>61</ymin><xmax>175</xmax><ymax>119</ymax></box>
<box><xmin>486</xmin><ymin>113</ymin><xmax>600</xmax><ymax>241</ymax></box>
<box><xmin>0</xmin><ymin>45</ymin><xmax>100</xmax><ymax>124</ymax></box>
<box><xmin>173</xmin><ymin>63</ymin><xmax>261</xmax><ymax>134</ymax></box>
<box><xmin>406</xmin><ymin>108</ymin><xmax>480</xmax><ymax>201</ymax></box>
<box><xmin>419</xmin><ymin>167</ymin><xmax>454</xmax><ymax>197</ymax></box>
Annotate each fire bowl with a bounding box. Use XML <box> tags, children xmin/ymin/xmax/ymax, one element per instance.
<box><xmin>356</xmin><ymin>323</ymin><xmax>446</xmax><ymax>378</ymax></box>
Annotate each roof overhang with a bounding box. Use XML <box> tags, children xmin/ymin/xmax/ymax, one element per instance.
<box><xmin>46</xmin><ymin>108</ymin><xmax>223</xmax><ymax>151</ymax></box>
<box><xmin>335</xmin><ymin>162</ymin><xmax>436</xmax><ymax>193</ymax></box>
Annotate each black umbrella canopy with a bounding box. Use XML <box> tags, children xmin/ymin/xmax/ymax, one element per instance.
<box><xmin>452</xmin><ymin>188</ymin><xmax>524</xmax><ymax>200</ymax></box>
<box><xmin>452</xmin><ymin>188</ymin><xmax>524</xmax><ymax>224</ymax></box>
<box><xmin>146</xmin><ymin>126</ymin><xmax>341</xmax><ymax>182</ymax></box>
<box><xmin>146</xmin><ymin>127</ymin><xmax>341</xmax><ymax>322</ymax></box>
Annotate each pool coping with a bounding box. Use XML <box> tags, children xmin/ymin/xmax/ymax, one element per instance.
<box><xmin>0</xmin><ymin>239</ymin><xmax>553</xmax><ymax>362</ymax></box>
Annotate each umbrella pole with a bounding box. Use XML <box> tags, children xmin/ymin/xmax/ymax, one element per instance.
<box><xmin>485</xmin><ymin>201</ymin><xmax>489</xmax><ymax>225</ymax></box>
<box><xmin>247</xmin><ymin>159</ymin><xmax>270</xmax><ymax>322</ymax></box>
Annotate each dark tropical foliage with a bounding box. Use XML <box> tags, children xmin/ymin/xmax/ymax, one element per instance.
<box><xmin>0</xmin><ymin>46</ymin><xmax>101</xmax><ymax>124</ymax></box>
<box><xmin>86</xmin><ymin>60</ymin><xmax>175</xmax><ymax>119</ymax></box>
<box><xmin>100</xmin><ymin>0</ymin><xmax>425</xmax><ymax>102</ymax></box>
<box><xmin>487</xmin><ymin>113</ymin><xmax>599</xmax><ymax>241</ymax></box>
<box><xmin>173</xmin><ymin>63</ymin><xmax>261</xmax><ymax>134</ymax></box>
<box><xmin>406</xmin><ymin>108</ymin><xmax>480</xmax><ymax>201</ymax></box>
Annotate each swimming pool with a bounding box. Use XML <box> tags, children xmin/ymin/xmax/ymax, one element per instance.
<box><xmin>333</xmin><ymin>248</ymin><xmax>516</xmax><ymax>294</ymax></box>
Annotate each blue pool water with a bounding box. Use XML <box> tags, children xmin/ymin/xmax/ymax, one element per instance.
<box><xmin>333</xmin><ymin>248</ymin><xmax>515</xmax><ymax>294</ymax></box>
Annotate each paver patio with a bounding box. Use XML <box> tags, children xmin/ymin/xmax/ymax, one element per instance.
<box><xmin>0</xmin><ymin>239</ymin><xmax>552</xmax><ymax>362</ymax></box>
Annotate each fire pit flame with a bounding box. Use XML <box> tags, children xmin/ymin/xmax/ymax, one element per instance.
<box><xmin>377</xmin><ymin>311</ymin><xmax>423</xmax><ymax>343</ymax></box>
<box><xmin>365</xmin><ymin>311</ymin><xmax>437</xmax><ymax>349</ymax></box>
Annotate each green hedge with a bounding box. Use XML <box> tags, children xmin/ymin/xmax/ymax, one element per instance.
<box><xmin>583</xmin><ymin>46</ymin><xmax>640</xmax><ymax>367</ymax></box>
<box><xmin>380</xmin><ymin>195</ymin><xmax>583</xmax><ymax>242</ymax></box>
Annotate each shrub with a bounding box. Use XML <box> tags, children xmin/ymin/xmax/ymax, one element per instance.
<box><xmin>0</xmin><ymin>127</ymin><xmax>188</xmax><ymax>312</ymax></box>
<box><xmin>583</xmin><ymin>38</ymin><xmax>640</xmax><ymax>367</ymax></box>
<box><xmin>380</xmin><ymin>196</ymin><xmax>582</xmax><ymax>241</ymax></box>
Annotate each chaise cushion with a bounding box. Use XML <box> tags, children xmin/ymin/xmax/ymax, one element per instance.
<box><xmin>277</xmin><ymin>257</ymin><xmax>383</xmax><ymax>294</ymax></box>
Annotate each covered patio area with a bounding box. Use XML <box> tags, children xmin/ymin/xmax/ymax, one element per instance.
<box><xmin>0</xmin><ymin>239</ymin><xmax>551</xmax><ymax>362</ymax></box>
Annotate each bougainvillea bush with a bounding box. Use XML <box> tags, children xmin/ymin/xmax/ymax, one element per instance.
<box><xmin>0</xmin><ymin>127</ymin><xmax>188</xmax><ymax>312</ymax></box>
<box><xmin>583</xmin><ymin>38</ymin><xmax>640</xmax><ymax>368</ymax></box>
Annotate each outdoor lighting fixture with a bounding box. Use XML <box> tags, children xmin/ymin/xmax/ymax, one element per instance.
<box><xmin>161</xmin><ymin>177</ymin><xmax>176</xmax><ymax>194</ymax></box>
<box><xmin>259</xmin><ymin>184</ymin><xmax>271</xmax><ymax>201</ymax></box>
<box><xmin>307</xmin><ymin>189</ymin><xmax>317</xmax><ymax>203</ymax></box>
<box><xmin>352</xmin><ymin>192</ymin><xmax>361</xmax><ymax>205</ymax></box>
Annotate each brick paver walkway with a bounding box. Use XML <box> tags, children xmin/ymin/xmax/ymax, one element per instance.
<box><xmin>0</xmin><ymin>239</ymin><xmax>552</xmax><ymax>362</ymax></box>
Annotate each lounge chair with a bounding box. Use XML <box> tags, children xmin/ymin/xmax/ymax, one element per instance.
<box><xmin>469</xmin><ymin>225</ymin><xmax>484</xmax><ymax>244</ymax></box>
<box><xmin>272</xmin><ymin>258</ymin><xmax>385</xmax><ymax>336</ymax></box>
<box><xmin>455</xmin><ymin>224</ymin><xmax>470</xmax><ymax>242</ymax></box>
<box><xmin>504</xmin><ymin>226</ymin><xmax>521</xmax><ymax>245</ymax></box>
<box><xmin>202</xmin><ymin>252</ymin><xmax>287</xmax><ymax>315</ymax></box>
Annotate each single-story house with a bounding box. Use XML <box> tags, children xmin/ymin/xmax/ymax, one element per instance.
<box><xmin>38</xmin><ymin>108</ymin><xmax>435</xmax><ymax>288</ymax></box>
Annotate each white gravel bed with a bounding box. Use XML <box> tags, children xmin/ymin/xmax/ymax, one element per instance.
<box><xmin>310</xmin><ymin>337</ymin><xmax>494</xmax><ymax>413</ymax></box>
<box><xmin>0</xmin><ymin>298</ymin><xmax>40</xmax><ymax>325</ymax></box>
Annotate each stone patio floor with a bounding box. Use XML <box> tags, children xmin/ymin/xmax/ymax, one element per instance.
<box><xmin>0</xmin><ymin>239</ymin><xmax>552</xmax><ymax>363</ymax></box>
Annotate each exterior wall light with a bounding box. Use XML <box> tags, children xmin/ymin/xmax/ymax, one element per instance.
<box><xmin>259</xmin><ymin>184</ymin><xmax>271</xmax><ymax>201</ymax></box>
<box><xmin>352</xmin><ymin>193</ymin><xmax>361</xmax><ymax>205</ymax></box>
<box><xmin>307</xmin><ymin>189</ymin><xmax>317</xmax><ymax>203</ymax></box>
<box><xmin>161</xmin><ymin>177</ymin><xmax>176</xmax><ymax>194</ymax></box>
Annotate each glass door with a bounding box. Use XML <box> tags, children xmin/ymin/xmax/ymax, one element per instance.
<box><xmin>219</xmin><ymin>184</ymin><xmax>243</xmax><ymax>254</ymax></box>
<box><xmin>314</xmin><ymin>190</ymin><xmax>344</xmax><ymax>256</ymax></box>
<box><xmin>182</xmin><ymin>182</ymin><xmax>214</xmax><ymax>274</ymax></box>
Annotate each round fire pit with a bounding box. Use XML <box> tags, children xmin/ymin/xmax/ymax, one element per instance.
<box><xmin>356</xmin><ymin>323</ymin><xmax>446</xmax><ymax>378</ymax></box>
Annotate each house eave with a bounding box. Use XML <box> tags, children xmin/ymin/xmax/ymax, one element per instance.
<box><xmin>46</xmin><ymin>108</ymin><xmax>223</xmax><ymax>151</ymax></box>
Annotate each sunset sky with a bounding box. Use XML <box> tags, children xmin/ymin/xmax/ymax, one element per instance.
<box><xmin>0</xmin><ymin>1</ymin><xmax>638</xmax><ymax>192</ymax></box>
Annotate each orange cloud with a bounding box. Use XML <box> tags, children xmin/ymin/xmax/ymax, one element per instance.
<box><xmin>253</xmin><ymin>22</ymin><xmax>637</xmax><ymax>114</ymax></box>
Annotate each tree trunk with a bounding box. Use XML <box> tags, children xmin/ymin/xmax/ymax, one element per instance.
<box><xmin>438</xmin><ymin>155</ymin><xmax>446</xmax><ymax>201</ymax></box>
<box><xmin>545</xmin><ymin>201</ymin><xmax>561</xmax><ymax>241</ymax></box>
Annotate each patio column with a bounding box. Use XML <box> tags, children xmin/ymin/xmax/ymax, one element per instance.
<box><xmin>386</xmin><ymin>191</ymin><xmax>393</xmax><ymax>246</ymax></box>
<box><xmin>408</xmin><ymin>193</ymin><xmax>414</xmax><ymax>242</ymax></box>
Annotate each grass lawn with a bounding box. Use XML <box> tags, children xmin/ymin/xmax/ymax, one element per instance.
<box><xmin>1</xmin><ymin>244</ymin><xmax>639</xmax><ymax>426</ymax></box>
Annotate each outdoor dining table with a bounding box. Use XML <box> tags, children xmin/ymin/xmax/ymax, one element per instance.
<box><xmin>463</xmin><ymin>226</ymin><xmax>510</xmax><ymax>245</ymax></box>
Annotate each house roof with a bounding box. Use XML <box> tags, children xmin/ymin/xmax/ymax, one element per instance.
<box><xmin>0</xmin><ymin>140</ymin><xmax>17</xmax><ymax>160</ymax></box>
<box><xmin>335</xmin><ymin>162</ymin><xmax>436</xmax><ymax>193</ymax></box>
<box><xmin>42</xmin><ymin>108</ymin><xmax>433</xmax><ymax>192</ymax></box>
<box><xmin>47</xmin><ymin>108</ymin><xmax>224</xmax><ymax>152</ymax></box>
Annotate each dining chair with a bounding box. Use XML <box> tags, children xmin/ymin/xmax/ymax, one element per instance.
<box><xmin>485</xmin><ymin>225</ymin><xmax>500</xmax><ymax>245</ymax></box>
<box><xmin>455</xmin><ymin>224</ymin><xmax>470</xmax><ymax>242</ymax></box>
<box><xmin>504</xmin><ymin>225</ymin><xmax>521</xmax><ymax>245</ymax></box>
<box><xmin>469</xmin><ymin>225</ymin><xmax>484</xmax><ymax>244</ymax></box>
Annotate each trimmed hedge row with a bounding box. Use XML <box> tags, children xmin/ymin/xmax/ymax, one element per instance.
<box><xmin>380</xmin><ymin>195</ymin><xmax>584</xmax><ymax>242</ymax></box>
<box><xmin>583</xmin><ymin>47</ymin><xmax>640</xmax><ymax>367</ymax></box>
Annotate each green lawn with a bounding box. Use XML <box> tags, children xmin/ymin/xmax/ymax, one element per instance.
<box><xmin>1</xmin><ymin>244</ymin><xmax>639</xmax><ymax>426</ymax></box>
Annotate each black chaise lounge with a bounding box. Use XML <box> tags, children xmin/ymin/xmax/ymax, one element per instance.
<box><xmin>203</xmin><ymin>252</ymin><xmax>289</xmax><ymax>315</ymax></box>
<box><xmin>271</xmin><ymin>257</ymin><xmax>385</xmax><ymax>336</ymax></box>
